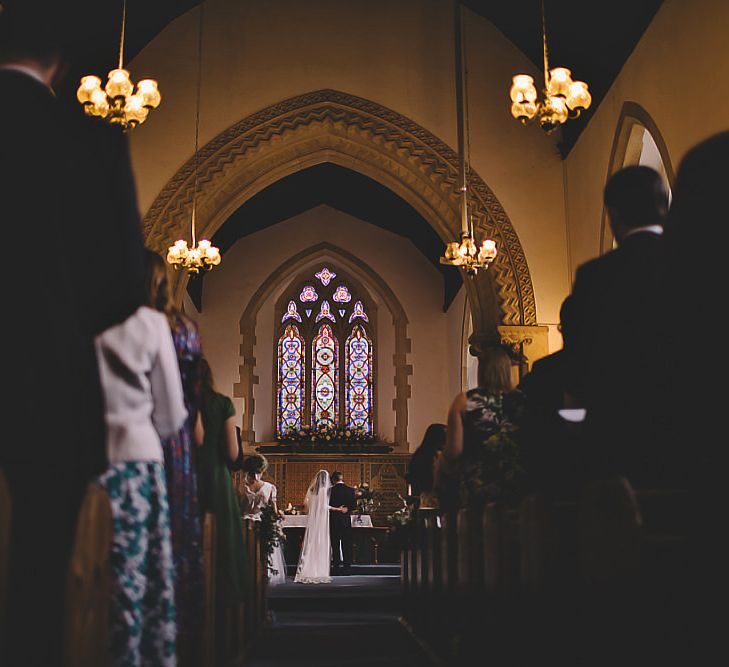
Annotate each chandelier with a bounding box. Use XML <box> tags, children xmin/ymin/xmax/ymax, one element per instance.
<box><xmin>509</xmin><ymin>0</ymin><xmax>591</xmax><ymax>133</ymax></box>
<box><xmin>76</xmin><ymin>0</ymin><xmax>161</xmax><ymax>130</ymax></box>
<box><xmin>440</xmin><ymin>2</ymin><xmax>497</xmax><ymax>275</ymax></box>
<box><xmin>167</xmin><ymin>1</ymin><xmax>220</xmax><ymax>274</ymax></box>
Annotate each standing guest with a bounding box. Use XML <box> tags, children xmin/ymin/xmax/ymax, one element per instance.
<box><xmin>436</xmin><ymin>346</ymin><xmax>526</xmax><ymax>511</ymax></box>
<box><xmin>0</xmin><ymin>5</ymin><xmax>146</xmax><ymax>665</ymax></box>
<box><xmin>240</xmin><ymin>454</ymin><xmax>287</xmax><ymax>584</ymax></box>
<box><xmin>94</xmin><ymin>306</ymin><xmax>187</xmax><ymax>666</ymax></box>
<box><xmin>569</xmin><ymin>166</ymin><xmax>668</xmax><ymax>485</ymax></box>
<box><xmin>518</xmin><ymin>296</ymin><xmax>584</xmax><ymax>499</ymax></box>
<box><xmin>406</xmin><ymin>423</ymin><xmax>446</xmax><ymax>507</ymax></box>
<box><xmin>328</xmin><ymin>471</ymin><xmax>357</xmax><ymax>575</ymax></box>
<box><xmin>144</xmin><ymin>249</ymin><xmax>205</xmax><ymax>662</ymax></box>
<box><xmin>196</xmin><ymin>359</ymin><xmax>250</xmax><ymax>661</ymax></box>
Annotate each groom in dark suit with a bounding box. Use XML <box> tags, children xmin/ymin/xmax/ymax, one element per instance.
<box><xmin>329</xmin><ymin>471</ymin><xmax>357</xmax><ymax>575</ymax></box>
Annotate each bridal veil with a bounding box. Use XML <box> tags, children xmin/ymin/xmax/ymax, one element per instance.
<box><xmin>294</xmin><ymin>469</ymin><xmax>332</xmax><ymax>583</ymax></box>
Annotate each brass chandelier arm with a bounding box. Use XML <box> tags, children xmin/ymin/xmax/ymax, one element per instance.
<box><xmin>118</xmin><ymin>0</ymin><xmax>127</xmax><ymax>70</ymax></box>
<box><xmin>541</xmin><ymin>0</ymin><xmax>550</xmax><ymax>89</ymax></box>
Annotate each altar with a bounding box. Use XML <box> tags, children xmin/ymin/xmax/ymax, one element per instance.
<box><xmin>281</xmin><ymin>514</ymin><xmax>373</xmax><ymax>528</ymax></box>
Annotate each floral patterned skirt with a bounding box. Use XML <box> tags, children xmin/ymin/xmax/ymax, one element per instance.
<box><xmin>97</xmin><ymin>461</ymin><xmax>176</xmax><ymax>667</ymax></box>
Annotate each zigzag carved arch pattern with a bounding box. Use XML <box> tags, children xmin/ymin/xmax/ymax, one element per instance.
<box><xmin>143</xmin><ymin>89</ymin><xmax>536</xmax><ymax>326</ymax></box>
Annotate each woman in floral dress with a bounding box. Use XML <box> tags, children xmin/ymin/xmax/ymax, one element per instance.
<box><xmin>144</xmin><ymin>250</ymin><xmax>205</xmax><ymax>661</ymax></box>
<box><xmin>436</xmin><ymin>346</ymin><xmax>526</xmax><ymax>511</ymax></box>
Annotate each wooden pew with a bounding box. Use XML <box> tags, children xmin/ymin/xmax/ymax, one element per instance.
<box><xmin>64</xmin><ymin>482</ymin><xmax>113</xmax><ymax>667</ymax></box>
<box><xmin>0</xmin><ymin>469</ymin><xmax>10</xmax><ymax>656</ymax></box>
<box><xmin>202</xmin><ymin>513</ymin><xmax>216</xmax><ymax>667</ymax></box>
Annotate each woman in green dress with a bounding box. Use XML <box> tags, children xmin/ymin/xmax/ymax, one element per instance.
<box><xmin>195</xmin><ymin>359</ymin><xmax>250</xmax><ymax>659</ymax></box>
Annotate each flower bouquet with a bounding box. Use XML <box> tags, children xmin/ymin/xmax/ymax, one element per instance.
<box><xmin>354</xmin><ymin>482</ymin><xmax>380</xmax><ymax>515</ymax></box>
<box><xmin>259</xmin><ymin>503</ymin><xmax>286</xmax><ymax>578</ymax></box>
<box><xmin>277</xmin><ymin>423</ymin><xmax>377</xmax><ymax>445</ymax></box>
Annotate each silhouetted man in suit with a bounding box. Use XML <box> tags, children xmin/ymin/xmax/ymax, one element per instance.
<box><xmin>329</xmin><ymin>471</ymin><xmax>356</xmax><ymax>575</ymax></box>
<box><xmin>568</xmin><ymin>165</ymin><xmax>668</xmax><ymax>486</ymax></box>
<box><xmin>0</xmin><ymin>5</ymin><xmax>146</xmax><ymax>664</ymax></box>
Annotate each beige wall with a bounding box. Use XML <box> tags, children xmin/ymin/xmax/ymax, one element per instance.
<box><xmin>129</xmin><ymin>0</ymin><xmax>570</xmax><ymax>352</ymax></box>
<box><xmin>184</xmin><ymin>205</ymin><xmax>465</xmax><ymax>452</ymax></box>
<box><xmin>564</xmin><ymin>0</ymin><xmax>729</xmax><ymax>277</ymax></box>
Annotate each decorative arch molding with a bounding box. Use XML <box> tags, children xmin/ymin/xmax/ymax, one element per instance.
<box><xmin>234</xmin><ymin>242</ymin><xmax>412</xmax><ymax>451</ymax></box>
<box><xmin>600</xmin><ymin>101</ymin><xmax>675</xmax><ymax>253</ymax></box>
<box><xmin>142</xmin><ymin>89</ymin><xmax>536</xmax><ymax>332</ymax></box>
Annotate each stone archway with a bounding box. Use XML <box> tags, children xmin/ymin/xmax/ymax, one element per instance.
<box><xmin>234</xmin><ymin>242</ymin><xmax>412</xmax><ymax>451</ymax></box>
<box><xmin>143</xmin><ymin>90</ymin><xmax>537</xmax><ymax>340</ymax></box>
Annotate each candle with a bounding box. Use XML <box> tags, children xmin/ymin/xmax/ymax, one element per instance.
<box><xmin>407</xmin><ymin>483</ymin><xmax>412</xmax><ymax>496</ymax></box>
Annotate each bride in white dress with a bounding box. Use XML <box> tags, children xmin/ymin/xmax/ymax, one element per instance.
<box><xmin>295</xmin><ymin>469</ymin><xmax>332</xmax><ymax>584</ymax></box>
<box><xmin>240</xmin><ymin>455</ymin><xmax>287</xmax><ymax>585</ymax></box>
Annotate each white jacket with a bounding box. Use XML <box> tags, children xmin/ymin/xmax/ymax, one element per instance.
<box><xmin>95</xmin><ymin>306</ymin><xmax>187</xmax><ymax>464</ymax></box>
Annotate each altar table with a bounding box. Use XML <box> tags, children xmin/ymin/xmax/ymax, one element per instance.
<box><xmin>281</xmin><ymin>514</ymin><xmax>373</xmax><ymax>528</ymax></box>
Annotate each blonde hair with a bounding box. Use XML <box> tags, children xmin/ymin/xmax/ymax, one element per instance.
<box><xmin>476</xmin><ymin>347</ymin><xmax>514</xmax><ymax>394</ymax></box>
<box><xmin>144</xmin><ymin>248</ymin><xmax>177</xmax><ymax>326</ymax></box>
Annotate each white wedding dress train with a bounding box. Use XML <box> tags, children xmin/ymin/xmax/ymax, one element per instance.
<box><xmin>294</xmin><ymin>470</ymin><xmax>332</xmax><ymax>584</ymax></box>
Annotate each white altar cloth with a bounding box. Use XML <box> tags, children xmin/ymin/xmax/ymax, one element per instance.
<box><xmin>282</xmin><ymin>514</ymin><xmax>373</xmax><ymax>528</ymax></box>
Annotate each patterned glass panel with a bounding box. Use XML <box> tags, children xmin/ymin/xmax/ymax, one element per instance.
<box><xmin>332</xmin><ymin>285</ymin><xmax>352</xmax><ymax>303</ymax></box>
<box><xmin>315</xmin><ymin>267</ymin><xmax>336</xmax><ymax>286</ymax></box>
<box><xmin>345</xmin><ymin>325</ymin><xmax>373</xmax><ymax>434</ymax></box>
<box><xmin>315</xmin><ymin>300</ymin><xmax>336</xmax><ymax>323</ymax></box>
<box><xmin>277</xmin><ymin>325</ymin><xmax>305</xmax><ymax>436</ymax></box>
<box><xmin>300</xmin><ymin>285</ymin><xmax>318</xmax><ymax>302</ymax></box>
<box><xmin>282</xmin><ymin>300</ymin><xmax>302</xmax><ymax>323</ymax></box>
<box><xmin>348</xmin><ymin>300</ymin><xmax>369</xmax><ymax>323</ymax></box>
<box><xmin>311</xmin><ymin>324</ymin><xmax>338</xmax><ymax>430</ymax></box>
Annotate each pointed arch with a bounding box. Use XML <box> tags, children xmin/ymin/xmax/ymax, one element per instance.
<box><xmin>143</xmin><ymin>89</ymin><xmax>537</xmax><ymax>336</ymax></box>
<box><xmin>601</xmin><ymin>101</ymin><xmax>675</xmax><ymax>253</ymax></box>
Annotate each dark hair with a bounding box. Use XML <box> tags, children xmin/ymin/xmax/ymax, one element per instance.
<box><xmin>418</xmin><ymin>423</ymin><xmax>446</xmax><ymax>452</ymax></box>
<box><xmin>558</xmin><ymin>295</ymin><xmax>578</xmax><ymax>349</ymax></box>
<box><xmin>665</xmin><ymin>130</ymin><xmax>729</xmax><ymax>242</ymax></box>
<box><xmin>331</xmin><ymin>471</ymin><xmax>343</xmax><ymax>483</ymax></box>
<box><xmin>604</xmin><ymin>165</ymin><xmax>668</xmax><ymax>229</ymax></box>
<box><xmin>0</xmin><ymin>2</ymin><xmax>70</xmax><ymax>65</ymax></box>
<box><xmin>476</xmin><ymin>346</ymin><xmax>514</xmax><ymax>393</ymax></box>
<box><xmin>200</xmin><ymin>358</ymin><xmax>214</xmax><ymax>391</ymax></box>
<box><xmin>242</xmin><ymin>454</ymin><xmax>268</xmax><ymax>475</ymax></box>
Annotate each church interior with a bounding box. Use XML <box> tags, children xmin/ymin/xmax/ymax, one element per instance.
<box><xmin>0</xmin><ymin>0</ymin><xmax>726</xmax><ymax>665</ymax></box>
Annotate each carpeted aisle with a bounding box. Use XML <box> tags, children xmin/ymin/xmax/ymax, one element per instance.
<box><xmin>247</xmin><ymin>570</ymin><xmax>436</xmax><ymax>667</ymax></box>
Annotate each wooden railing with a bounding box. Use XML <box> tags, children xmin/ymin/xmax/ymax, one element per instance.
<box><xmin>401</xmin><ymin>478</ymin><xmax>691</xmax><ymax>662</ymax></box>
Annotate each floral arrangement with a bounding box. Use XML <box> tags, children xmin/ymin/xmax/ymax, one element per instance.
<box><xmin>354</xmin><ymin>482</ymin><xmax>380</xmax><ymax>515</ymax></box>
<box><xmin>277</xmin><ymin>423</ymin><xmax>377</xmax><ymax>445</ymax></box>
<box><xmin>259</xmin><ymin>503</ymin><xmax>286</xmax><ymax>578</ymax></box>
<box><xmin>386</xmin><ymin>494</ymin><xmax>414</xmax><ymax>549</ymax></box>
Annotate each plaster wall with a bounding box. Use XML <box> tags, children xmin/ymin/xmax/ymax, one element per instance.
<box><xmin>129</xmin><ymin>0</ymin><xmax>569</xmax><ymax>353</ymax></box>
<box><xmin>564</xmin><ymin>0</ymin><xmax>729</xmax><ymax>276</ymax></box>
<box><xmin>187</xmin><ymin>205</ymin><xmax>462</xmax><ymax>452</ymax></box>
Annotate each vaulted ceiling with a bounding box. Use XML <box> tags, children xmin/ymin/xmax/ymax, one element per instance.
<box><xmin>4</xmin><ymin>0</ymin><xmax>664</xmax><ymax>308</ymax></box>
<box><xmin>45</xmin><ymin>0</ymin><xmax>663</xmax><ymax>155</ymax></box>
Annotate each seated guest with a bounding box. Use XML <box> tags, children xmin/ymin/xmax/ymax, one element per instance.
<box><xmin>240</xmin><ymin>454</ymin><xmax>286</xmax><ymax>584</ymax></box>
<box><xmin>436</xmin><ymin>346</ymin><xmax>526</xmax><ymax>511</ymax></box>
<box><xmin>94</xmin><ymin>306</ymin><xmax>187</xmax><ymax>666</ymax></box>
<box><xmin>407</xmin><ymin>423</ymin><xmax>446</xmax><ymax>507</ymax></box>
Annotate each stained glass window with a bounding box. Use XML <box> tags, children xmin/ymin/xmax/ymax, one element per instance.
<box><xmin>276</xmin><ymin>266</ymin><xmax>375</xmax><ymax>439</ymax></box>
<box><xmin>311</xmin><ymin>324</ymin><xmax>338</xmax><ymax>430</ymax></box>
<box><xmin>345</xmin><ymin>325</ymin><xmax>373</xmax><ymax>434</ymax></box>
<box><xmin>277</xmin><ymin>325</ymin><xmax>305</xmax><ymax>436</ymax></box>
